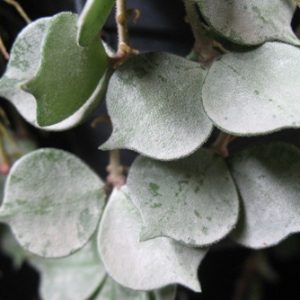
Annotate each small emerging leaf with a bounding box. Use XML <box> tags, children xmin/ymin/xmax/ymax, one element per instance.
<box><xmin>0</xmin><ymin>148</ymin><xmax>106</xmax><ymax>257</ymax></box>
<box><xmin>29</xmin><ymin>238</ymin><xmax>106</xmax><ymax>300</ymax></box>
<box><xmin>229</xmin><ymin>143</ymin><xmax>300</xmax><ymax>248</ymax></box>
<box><xmin>93</xmin><ymin>276</ymin><xmax>176</xmax><ymax>300</ymax></box>
<box><xmin>77</xmin><ymin>0</ymin><xmax>115</xmax><ymax>46</ymax></box>
<box><xmin>127</xmin><ymin>149</ymin><xmax>239</xmax><ymax>246</ymax></box>
<box><xmin>98</xmin><ymin>188</ymin><xmax>207</xmax><ymax>292</ymax></box>
<box><xmin>196</xmin><ymin>0</ymin><xmax>299</xmax><ymax>46</ymax></box>
<box><xmin>100</xmin><ymin>52</ymin><xmax>212</xmax><ymax>161</ymax></box>
<box><xmin>202</xmin><ymin>42</ymin><xmax>300</xmax><ymax>136</ymax></box>
<box><xmin>24</xmin><ymin>12</ymin><xmax>108</xmax><ymax>126</ymax></box>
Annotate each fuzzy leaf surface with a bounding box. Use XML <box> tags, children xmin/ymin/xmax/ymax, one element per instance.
<box><xmin>98</xmin><ymin>188</ymin><xmax>207</xmax><ymax>292</ymax></box>
<box><xmin>127</xmin><ymin>149</ymin><xmax>239</xmax><ymax>246</ymax></box>
<box><xmin>0</xmin><ymin>15</ymin><xmax>109</xmax><ymax>131</ymax></box>
<box><xmin>100</xmin><ymin>52</ymin><xmax>212</xmax><ymax>161</ymax></box>
<box><xmin>229</xmin><ymin>143</ymin><xmax>300</xmax><ymax>248</ymax></box>
<box><xmin>202</xmin><ymin>42</ymin><xmax>300</xmax><ymax>136</ymax></box>
<box><xmin>24</xmin><ymin>12</ymin><xmax>108</xmax><ymax>126</ymax></box>
<box><xmin>196</xmin><ymin>0</ymin><xmax>299</xmax><ymax>46</ymax></box>
<box><xmin>30</xmin><ymin>238</ymin><xmax>106</xmax><ymax>300</ymax></box>
<box><xmin>0</xmin><ymin>148</ymin><xmax>106</xmax><ymax>257</ymax></box>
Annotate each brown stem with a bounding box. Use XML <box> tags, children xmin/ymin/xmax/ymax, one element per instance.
<box><xmin>112</xmin><ymin>0</ymin><xmax>138</xmax><ymax>66</ymax></box>
<box><xmin>212</xmin><ymin>132</ymin><xmax>237</xmax><ymax>157</ymax></box>
<box><xmin>4</xmin><ymin>0</ymin><xmax>31</xmax><ymax>24</ymax></box>
<box><xmin>183</xmin><ymin>0</ymin><xmax>220</xmax><ymax>65</ymax></box>
<box><xmin>106</xmin><ymin>150</ymin><xmax>126</xmax><ymax>189</ymax></box>
<box><xmin>0</xmin><ymin>35</ymin><xmax>10</xmax><ymax>60</ymax></box>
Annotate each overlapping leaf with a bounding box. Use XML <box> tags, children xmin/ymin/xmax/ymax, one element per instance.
<box><xmin>0</xmin><ymin>14</ymin><xmax>109</xmax><ymax>131</ymax></box>
<box><xmin>100</xmin><ymin>52</ymin><xmax>213</xmax><ymax>161</ymax></box>
<box><xmin>202</xmin><ymin>42</ymin><xmax>300</xmax><ymax>136</ymax></box>
<box><xmin>229</xmin><ymin>143</ymin><xmax>300</xmax><ymax>248</ymax></box>
<box><xmin>0</xmin><ymin>148</ymin><xmax>106</xmax><ymax>257</ymax></box>
<box><xmin>127</xmin><ymin>149</ymin><xmax>239</xmax><ymax>246</ymax></box>
<box><xmin>98</xmin><ymin>188</ymin><xmax>207</xmax><ymax>292</ymax></box>
<box><xmin>23</xmin><ymin>12</ymin><xmax>108</xmax><ymax>126</ymax></box>
<box><xmin>77</xmin><ymin>0</ymin><xmax>115</xmax><ymax>46</ymax></box>
<box><xmin>196</xmin><ymin>0</ymin><xmax>299</xmax><ymax>46</ymax></box>
<box><xmin>93</xmin><ymin>276</ymin><xmax>176</xmax><ymax>300</ymax></box>
<box><xmin>29</xmin><ymin>238</ymin><xmax>106</xmax><ymax>300</ymax></box>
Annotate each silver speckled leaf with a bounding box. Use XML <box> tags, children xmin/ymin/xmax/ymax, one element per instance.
<box><xmin>100</xmin><ymin>52</ymin><xmax>213</xmax><ymax>161</ymax></box>
<box><xmin>29</xmin><ymin>238</ymin><xmax>106</xmax><ymax>300</ymax></box>
<box><xmin>0</xmin><ymin>15</ymin><xmax>109</xmax><ymax>131</ymax></box>
<box><xmin>0</xmin><ymin>148</ymin><xmax>106</xmax><ymax>257</ymax></box>
<box><xmin>202</xmin><ymin>42</ymin><xmax>300</xmax><ymax>136</ymax></box>
<box><xmin>229</xmin><ymin>143</ymin><xmax>300</xmax><ymax>248</ymax></box>
<box><xmin>23</xmin><ymin>12</ymin><xmax>108</xmax><ymax>126</ymax></box>
<box><xmin>93</xmin><ymin>276</ymin><xmax>176</xmax><ymax>300</ymax></box>
<box><xmin>127</xmin><ymin>149</ymin><xmax>239</xmax><ymax>246</ymax></box>
<box><xmin>196</xmin><ymin>0</ymin><xmax>299</xmax><ymax>46</ymax></box>
<box><xmin>98</xmin><ymin>188</ymin><xmax>207</xmax><ymax>292</ymax></box>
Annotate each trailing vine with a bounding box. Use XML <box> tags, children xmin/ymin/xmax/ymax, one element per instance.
<box><xmin>0</xmin><ymin>0</ymin><xmax>300</xmax><ymax>299</ymax></box>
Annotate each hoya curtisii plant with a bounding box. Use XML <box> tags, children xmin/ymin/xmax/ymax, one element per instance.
<box><xmin>1</xmin><ymin>0</ymin><xmax>300</xmax><ymax>299</ymax></box>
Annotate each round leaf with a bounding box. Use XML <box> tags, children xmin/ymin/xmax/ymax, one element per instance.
<box><xmin>23</xmin><ymin>12</ymin><xmax>108</xmax><ymax>126</ymax></box>
<box><xmin>29</xmin><ymin>238</ymin><xmax>106</xmax><ymax>300</ymax></box>
<box><xmin>0</xmin><ymin>15</ymin><xmax>109</xmax><ymax>131</ymax></box>
<box><xmin>100</xmin><ymin>52</ymin><xmax>213</xmax><ymax>161</ymax></box>
<box><xmin>98</xmin><ymin>188</ymin><xmax>207</xmax><ymax>292</ymax></box>
<box><xmin>93</xmin><ymin>276</ymin><xmax>176</xmax><ymax>300</ymax></box>
<box><xmin>77</xmin><ymin>0</ymin><xmax>115</xmax><ymax>46</ymax></box>
<box><xmin>196</xmin><ymin>0</ymin><xmax>299</xmax><ymax>46</ymax></box>
<box><xmin>0</xmin><ymin>148</ymin><xmax>106</xmax><ymax>257</ymax></box>
<box><xmin>229</xmin><ymin>143</ymin><xmax>300</xmax><ymax>248</ymax></box>
<box><xmin>202</xmin><ymin>42</ymin><xmax>300</xmax><ymax>136</ymax></box>
<box><xmin>127</xmin><ymin>149</ymin><xmax>239</xmax><ymax>246</ymax></box>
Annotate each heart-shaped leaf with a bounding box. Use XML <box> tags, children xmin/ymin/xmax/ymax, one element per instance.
<box><xmin>196</xmin><ymin>0</ymin><xmax>299</xmax><ymax>46</ymax></box>
<box><xmin>0</xmin><ymin>148</ymin><xmax>106</xmax><ymax>257</ymax></box>
<box><xmin>93</xmin><ymin>276</ymin><xmax>176</xmax><ymax>300</ymax></box>
<box><xmin>77</xmin><ymin>0</ymin><xmax>115</xmax><ymax>46</ymax></box>
<box><xmin>29</xmin><ymin>238</ymin><xmax>106</xmax><ymax>300</ymax></box>
<box><xmin>100</xmin><ymin>52</ymin><xmax>213</xmax><ymax>161</ymax></box>
<box><xmin>229</xmin><ymin>143</ymin><xmax>300</xmax><ymax>248</ymax></box>
<box><xmin>98</xmin><ymin>187</ymin><xmax>208</xmax><ymax>292</ymax></box>
<box><xmin>0</xmin><ymin>15</ymin><xmax>110</xmax><ymax>131</ymax></box>
<box><xmin>23</xmin><ymin>12</ymin><xmax>108</xmax><ymax>126</ymax></box>
<box><xmin>202</xmin><ymin>42</ymin><xmax>300</xmax><ymax>136</ymax></box>
<box><xmin>127</xmin><ymin>149</ymin><xmax>239</xmax><ymax>246</ymax></box>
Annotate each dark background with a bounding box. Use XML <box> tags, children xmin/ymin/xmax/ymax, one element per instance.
<box><xmin>1</xmin><ymin>1</ymin><xmax>300</xmax><ymax>299</ymax></box>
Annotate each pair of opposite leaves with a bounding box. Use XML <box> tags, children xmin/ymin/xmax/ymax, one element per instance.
<box><xmin>1</xmin><ymin>142</ymin><xmax>300</xmax><ymax>292</ymax></box>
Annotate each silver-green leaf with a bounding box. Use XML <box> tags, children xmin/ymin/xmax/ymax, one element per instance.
<box><xmin>100</xmin><ymin>52</ymin><xmax>213</xmax><ymax>161</ymax></box>
<box><xmin>98</xmin><ymin>188</ymin><xmax>207</xmax><ymax>292</ymax></box>
<box><xmin>0</xmin><ymin>148</ymin><xmax>106</xmax><ymax>257</ymax></box>
<box><xmin>77</xmin><ymin>0</ymin><xmax>115</xmax><ymax>46</ymax></box>
<box><xmin>23</xmin><ymin>12</ymin><xmax>108</xmax><ymax>126</ymax></box>
<box><xmin>93</xmin><ymin>276</ymin><xmax>176</xmax><ymax>300</ymax></box>
<box><xmin>202</xmin><ymin>42</ymin><xmax>300</xmax><ymax>136</ymax></box>
<box><xmin>196</xmin><ymin>0</ymin><xmax>299</xmax><ymax>46</ymax></box>
<box><xmin>127</xmin><ymin>149</ymin><xmax>239</xmax><ymax>246</ymax></box>
<box><xmin>29</xmin><ymin>238</ymin><xmax>106</xmax><ymax>300</ymax></box>
<box><xmin>229</xmin><ymin>143</ymin><xmax>300</xmax><ymax>248</ymax></box>
<box><xmin>0</xmin><ymin>15</ymin><xmax>109</xmax><ymax>131</ymax></box>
